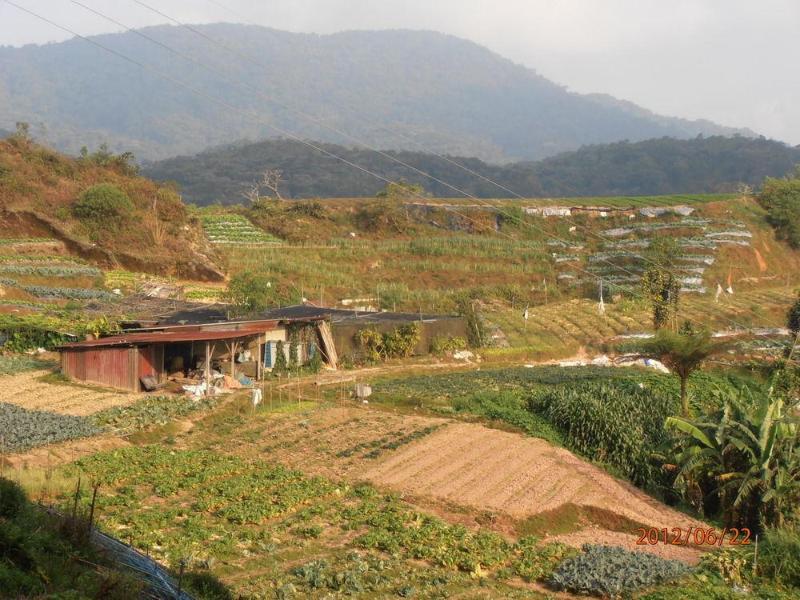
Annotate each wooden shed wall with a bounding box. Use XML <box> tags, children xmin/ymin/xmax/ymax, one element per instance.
<box><xmin>61</xmin><ymin>346</ymin><xmax>139</xmax><ymax>391</ymax></box>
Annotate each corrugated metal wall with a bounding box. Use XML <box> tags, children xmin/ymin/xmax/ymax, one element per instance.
<box><xmin>62</xmin><ymin>346</ymin><xmax>140</xmax><ymax>391</ymax></box>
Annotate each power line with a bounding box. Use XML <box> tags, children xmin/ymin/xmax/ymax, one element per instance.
<box><xmin>4</xmin><ymin>0</ymin><xmax>788</xmax><ymax>335</ymax></box>
<box><xmin>124</xmin><ymin>0</ymin><xmax>789</xmax><ymax>331</ymax></box>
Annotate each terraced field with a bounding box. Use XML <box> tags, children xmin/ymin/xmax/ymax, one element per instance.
<box><xmin>489</xmin><ymin>285</ymin><xmax>797</xmax><ymax>352</ymax></box>
<box><xmin>0</xmin><ymin>237</ymin><xmax>115</xmax><ymax>313</ymax></box>
<box><xmin>201</xmin><ymin>214</ymin><xmax>282</xmax><ymax>246</ymax></box>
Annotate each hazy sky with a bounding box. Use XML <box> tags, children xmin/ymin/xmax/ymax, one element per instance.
<box><xmin>1</xmin><ymin>0</ymin><xmax>798</xmax><ymax>144</ymax></box>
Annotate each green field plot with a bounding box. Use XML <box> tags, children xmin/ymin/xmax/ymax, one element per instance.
<box><xmin>202</xmin><ymin>214</ymin><xmax>283</xmax><ymax>245</ymax></box>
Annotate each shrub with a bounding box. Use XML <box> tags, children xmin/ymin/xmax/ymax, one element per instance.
<box><xmin>453</xmin><ymin>392</ymin><xmax>563</xmax><ymax>446</ymax></box>
<box><xmin>224</xmin><ymin>271</ymin><xmax>273</xmax><ymax>314</ymax></box>
<box><xmin>72</xmin><ymin>183</ymin><xmax>134</xmax><ymax>226</ymax></box>
<box><xmin>272</xmin><ymin>340</ymin><xmax>288</xmax><ymax>375</ymax></box>
<box><xmin>356</xmin><ymin>323</ymin><xmax>421</xmax><ymax>362</ymax></box>
<box><xmin>0</xmin><ymin>478</ymin><xmax>27</xmax><ymax>518</ymax></box>
<box><xmin>549</xmin><ymin>544</ymin><xmax>690</xmax><ymax>596</ymax></box>
<box><xmin>355</xmin><ymin>201</ymin><xmax>412</xmax><ymax>233</ymax></box>
<box><xmin>289</xmin><ymin>201</ymin><xmax>326</xmax><ymax>219</ymax></box>
<box><xmin>1</xmin><ymin>327</ymin><xmax>72</xmax><ymax>352</ymax></box>
<box><xmin>430</xmin><ymin>335</ymin><xmax>468</xmax><ymax>355</ymax></box>
<box><xmin>759</xmin><ymin>174</ymin><xmax>800</xmax><ymax>249</ymax></box>
<box><xmin>382</xmin><ymin>323</ymin><xmax>420</xmax><ymax>358</ymax></box>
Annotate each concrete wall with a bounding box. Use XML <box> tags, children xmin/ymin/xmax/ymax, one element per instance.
<box><xmin>332</xmin><ymin>317</ymin><xmax>468</xmax><ymax>361</ymax></box>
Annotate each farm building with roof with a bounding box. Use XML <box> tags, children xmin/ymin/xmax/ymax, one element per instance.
<box><xmin>59</xmin><ymin>303</ymin><xmax>467</xmax><ymax>391</ymax></box>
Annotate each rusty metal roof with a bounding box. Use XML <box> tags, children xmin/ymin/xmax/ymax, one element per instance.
<box><xmin>59</xmin><ymin>326</ymin><xmax>273</xmax><ymax>349</ymax></box>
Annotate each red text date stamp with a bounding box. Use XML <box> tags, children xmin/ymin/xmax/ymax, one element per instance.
<box><xmin>636</xmin><ymin>527</ymin><xmax>751</xmax><ymax>547</ymax></box>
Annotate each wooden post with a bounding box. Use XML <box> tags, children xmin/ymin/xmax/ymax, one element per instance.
<box><xmin>88</xmin><ymin>483</ymin><xmax>99</xmax><ymax>532</ymax></box>
<box><xmin>205</xmin><ymin>341</ymin><xmax>211</xmax><ymax>396</ymax></box>
<box><xmin>257</xmin><ymin>337</ymin><xmax>263</xmax><ymax>381</ymax></box>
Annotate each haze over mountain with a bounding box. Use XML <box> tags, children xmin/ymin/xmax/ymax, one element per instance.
<box><xmin>143</xmin><ymin>135</ymin><xmax>800</xmax><ymax>204</ymax></box>
<box><xmin>0</xmin><ymin>24</ymin><xmax>753</xmax><ymax>162</ymax></box>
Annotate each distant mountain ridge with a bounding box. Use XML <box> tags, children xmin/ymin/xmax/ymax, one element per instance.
<box><xmin>143</xmin><ymin>135</ymin><xmax>800</xmax><ymax>204</ymax></box>
<box><xmin>0</xmin><ymin>24</ymin><xmax>753</xmax><ymax>161</ymax></box>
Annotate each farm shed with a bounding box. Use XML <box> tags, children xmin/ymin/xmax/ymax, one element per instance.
<box><xmin>59</xmin><ymin>324</ymin><xmax>278</xmax><ymax>392</ymax></box>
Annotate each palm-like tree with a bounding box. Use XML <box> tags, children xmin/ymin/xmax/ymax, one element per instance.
<box><xmin>644</xmin><ymin>325</ymin><xmax>719</xmax><ymax>416</ymax></box>
<box><xmin>666</xmin><ymin>385</ymin><xmax>800</xmax><ymax>530</ymax></box>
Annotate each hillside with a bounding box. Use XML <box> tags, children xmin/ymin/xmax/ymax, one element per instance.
<box><xmin>187</xmin><ymin>192</ymin><xmax>800</xmax><ymax>364</ymax></box>
<box><xmin>143</xmin><ymin>135</ymin><xmax>800</xmax><ymax>204</ymax></box>
<box><xmin>0</xmin><ymin>25</ymin><xmax>751</xmax><ymax>162</ymax></box>
<box><xmin>0</xmin><ymin>135</ymin><xmax>223</xmax><ymax>282</ymax></box>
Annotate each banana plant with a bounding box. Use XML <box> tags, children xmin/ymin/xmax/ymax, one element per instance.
<box><xmin>666</xmin><ymin>382</ymin><xmax>800</xmax><ymax>529</ymax></box>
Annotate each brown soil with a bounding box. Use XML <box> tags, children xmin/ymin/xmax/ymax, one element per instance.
<box><xmin>363</xmin><ymin>421</ymin><xmax>702</xmax><ymax>529</ymax></box>
<box><xmin>0</xmin><ymin>370</ymin><xmax>143</xmax><ymax>416</ymax></box>
<box><xmin>753</xmin><ymin>247</ymin><xmax>768</xmax><ymax>272</ymax></box>
<box><xmin>222</xmin><ymin>404</ymin><xmax>708</xmax><ymax>562</ymax></box>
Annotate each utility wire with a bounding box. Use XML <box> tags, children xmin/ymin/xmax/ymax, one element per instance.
<box><xmin>5</xmin><ymin>0</ymin><xmax>789</xmax><ymax>336</ymax></box>
<box><xmin>128</xmin><ymin>0</ymin><xmax>790</xmax><ymax>331</ymax></box>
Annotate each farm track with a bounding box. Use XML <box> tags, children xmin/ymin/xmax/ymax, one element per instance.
<box><xmin>0</xmin><ymin>370</ymin><xmax>143</xmax><ymax>416</ymax></box>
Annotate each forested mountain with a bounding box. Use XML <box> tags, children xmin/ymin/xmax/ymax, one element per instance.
<box><xmin>143</xmin><ymin>135</ymin><xmax>800</xmax><ymax>204</ymax></box>
<box><xmin>0</xmin><ymin>25</ymin><xmax>751</xmax><ymax>162</ymax></box>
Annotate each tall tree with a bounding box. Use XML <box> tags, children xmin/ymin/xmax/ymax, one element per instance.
<box><xmin>641</xmin><ymin>267</ymin><xmax>680</xmax><ymax>330</ymax></box>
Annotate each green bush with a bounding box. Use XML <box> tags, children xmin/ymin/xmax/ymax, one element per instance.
<box><xmin>72</xmin><ymin>183</ymin><xmax>134</xmax><ymax>226</ymax></box>
<box><xmin>356</xmin><ymin>323</ymin><xmax>421</xmax><ymax>362</ymax></box>
<box><xmin>272</xmin><ymin>340</ymin><xmax>288</xmax><ymax>375</ymax></box>
<box><xmin>430</xmin><ymin>335</ymin><xmax>468</xmax><ymax>355</ymax></box>
<box><xmin>549</xmin><ymin>544</ymin><xmax>690</xmax><ymax>596</ymax></box>
<box><xmin>0</xmin><ymin>478</ymin><xmax>27</xmax><ymax>518</ymax></box>
<box><xmin>224</xmin><ymin>271</ymin><xmax>274</xmax><ymax>315</ymax></box>
<box><xmin>760</xmin><ymin>174</ymin><xmax>800</xmax><ymax>249</ymax></box>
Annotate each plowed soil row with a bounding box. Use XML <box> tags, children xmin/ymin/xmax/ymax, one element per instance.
<box><xmin>223</xmin><ymin>405</ymin><xmax>706</xmax><ymax>562</ymax></box>
<box><xmin>0</xmin><ymin>370</ymin><xmax>143</xmax><ymax>415</ymax></box>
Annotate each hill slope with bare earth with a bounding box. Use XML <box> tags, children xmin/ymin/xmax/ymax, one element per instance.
<box><xmin>0</xmin><ymin>135</ymin><xmax>223</xmax><ymax>281</ymax></box>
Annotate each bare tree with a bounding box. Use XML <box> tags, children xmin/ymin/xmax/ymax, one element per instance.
<box><xmin>241</xmin><ymin>181</ymin><xmax>261</xmax><ymax>205</ymax></box>
<box><xmin>260</xmin><ymin>168</ymin><xmax>284</xmax><ymax>201</ymax></box>
<box><xmin>241</xmin><ymin>168</ymin><xmax>284</xmax><ymax>204</ymax></box>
